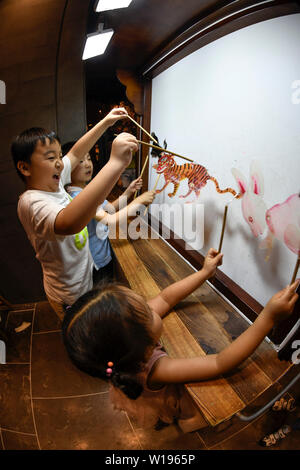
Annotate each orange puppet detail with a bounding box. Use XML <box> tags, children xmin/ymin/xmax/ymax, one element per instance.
<box><xmin>153</xmin><ymin>153</ymin><xmax>239</xmax><ymax>200</ymax></box>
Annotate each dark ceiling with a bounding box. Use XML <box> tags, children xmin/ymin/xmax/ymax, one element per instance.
<box><xmin>85</xmin><ymin>0</ymin><xmax>231</xmax><ymax>100</ymax></box>
<box><xmin>86</xmin><ymin>0</ymin><xmax>230</xmax><ymax>72</ymax></box>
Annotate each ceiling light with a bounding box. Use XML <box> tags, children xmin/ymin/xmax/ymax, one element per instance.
<box><xmin>82</xmin><ymin>26</ymin><xmax>114</xmax><ymax>60</ymax></box>
<box><xmin>95</xmin><ymin>0</ymin><xmax>133</xmax><ymax>12</ymax></box>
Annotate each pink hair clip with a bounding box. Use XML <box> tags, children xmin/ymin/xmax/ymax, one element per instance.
<box><xmin>106</xmin><ymin>361</ymin><xmax>114</xmax><ymax>377</ymax></box>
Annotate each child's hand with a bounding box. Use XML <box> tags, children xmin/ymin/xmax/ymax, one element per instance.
<box><xmin>111</xmin><ymin>133</ymin><xmax>138</xmax><ymax>169</ymax></box>
<box><xmin>103</xmin><ymin>107</ymin><xmax>128</xmax><ymax>127</ymax></box>
<box><xmin>128</xmin><ymin>191</ymin><xmax>156</xmax><ymax>215</ymax></box>
<box><xmin>263</xmin><ymin>281</ymin><xmax>299</xmax><ymax>325</ymax></box>
<box><xmin>126</xmin><ymin>177</ymin><xmax>143</xmax><ymax>195</ymax></box>
<box><xmin>202</xmin><ymin>248</ymin><xmax>223</xmax><ymax>279</ymax></box>
<box><xmin>134</xmin><ymin>190</ymin><xmax>156</xmax><ymax>207</ymax></box>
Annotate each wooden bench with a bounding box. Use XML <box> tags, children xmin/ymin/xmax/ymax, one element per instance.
<box><xmin>110</xmin><ymin>224</ymin><xmax>294</xmax><ymax>429</ymax></box>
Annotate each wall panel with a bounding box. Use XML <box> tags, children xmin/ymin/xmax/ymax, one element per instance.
<box><xmin>149</xmin><ymin>14</ymin><xmax>300</xmax><ymax>311</ymax></box>
<box><xmin>0</xmin><ymin>0</ymin><xmax>88</xmax><ymax>302</ymax></box>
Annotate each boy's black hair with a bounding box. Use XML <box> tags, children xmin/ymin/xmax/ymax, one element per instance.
<box><xmin>62</xmin><ymin>282</ymin><xmax>155</xmax><ymax>400</ymax></box>
<box><xmin>11</xmin><ymin>127</ymin><xmax>60</xmax><ymax>182</ymax></box>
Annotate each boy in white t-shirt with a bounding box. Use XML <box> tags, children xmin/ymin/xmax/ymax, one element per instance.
<box><xmin>11</xmin><ymin>108</ymin><xmax>138</xmax><ymax>319</ymax></box>
<box><xmin>63</xmin><ymin>143</ymin><xmax>155</xmax><ymax>285</ymax></box>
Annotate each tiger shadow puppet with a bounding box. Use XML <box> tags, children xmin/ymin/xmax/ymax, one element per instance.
<box><xmin>150</xmin><ymin>133</ymin><xmax>240</xmax><ymax>202</ymax></box>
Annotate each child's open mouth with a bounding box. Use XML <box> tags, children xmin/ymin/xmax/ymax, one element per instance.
<box><xmin>53</xmin><ymin>174</ymin><xmax>60</xmax><ymax>181</ymax></box>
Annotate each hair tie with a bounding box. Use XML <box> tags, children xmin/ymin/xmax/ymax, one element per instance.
<box><xmin>106</xmin><ymin>361</ymin><xmax>114</xmax><ymax>377</ymax></box>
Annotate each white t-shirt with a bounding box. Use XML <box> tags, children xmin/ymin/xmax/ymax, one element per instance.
<box><xmin>67</xmin><ymin>185</ymin><xmax>112</xmax><ymax>269</ymax></box>
<box><xmin>17</xmin><ymin>156</ymin><xmax>94</xmax><ymax>305</ymax></box>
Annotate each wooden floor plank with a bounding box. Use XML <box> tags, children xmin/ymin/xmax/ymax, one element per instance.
<box><xmin>187</xmin><ymin>382</ymin><xmax>245</xmax><ymax>426</ymax></box>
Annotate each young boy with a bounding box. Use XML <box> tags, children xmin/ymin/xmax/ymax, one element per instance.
<box><xmin>11</xmin><ymin>108</ymin><xmax>138</xmax><ymax>319</ymax></box>
<box><xmin>63</xmin><ymin>145</ymin><xmax>155</xmax><ymax>285</ymax></box>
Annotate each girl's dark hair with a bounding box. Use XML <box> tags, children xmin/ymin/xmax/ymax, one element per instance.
<box><xmin>11</xmin><ymin>127</ymin><xmax>60</xmax><ymax>182</ymax></box>
<box><xmin>61</xmin><ymin>141</ymin><xmax>75</xmax><ymax>156</ymax></box>
<box><xmin>62</xmin><ymin>283</ymin><xmax>155</xmax><ymax>400</ymax></box>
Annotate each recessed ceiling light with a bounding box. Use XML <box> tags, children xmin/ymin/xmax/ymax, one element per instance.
<box><xmin>95</xmin><ymin>0</ymin><xmax>133</xmax><ymax>13</ymax></box>
<box><xmin>82</xmin><ymin>28</ymin><xmax>114</xmax><ymax>60</ymax></box>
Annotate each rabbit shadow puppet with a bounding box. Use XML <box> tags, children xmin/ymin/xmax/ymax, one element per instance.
<box><xmin>231</xmin><ymin>161</ymin><xmax>300</xmax><ymax>260</ymax></box>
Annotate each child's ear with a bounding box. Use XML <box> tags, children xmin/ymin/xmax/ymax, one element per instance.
<box><xmin>17</xmin><ymin>161</ymin><xmax>31</xmax><ymax>177</ymax></box>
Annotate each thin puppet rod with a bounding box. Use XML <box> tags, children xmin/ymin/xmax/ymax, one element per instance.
<box><xmin>115</xmin><ymin>113</ymin><xmax>156</xmax><ymax>200</ymax></box>
<box><xmin>126</xmin><ymin>114</ymin><xmax>158</xmax><ymax>144</ymax></box>
<box><xmin>137</xmin><ymin>139</ymin><xmax>194</xmax><ymax>163</ymax></box>
<box><xmin>217</xmin><ymin>193</ymin><xmax>240</xmax><ymax>253</ymax></box>
<box><xmin>113</xmin><ymin>132</ymin><xmax>151</xmax><ymax>199</ymax></box>
<box><xmin>113</xmin><ymin>134</ymin><xmax>194</xmax><ymax>163</ymax></box>
<box><xmin>290</xmin><ymin>193</ymin><xmax>300</xmax><ymax>284</ymax></box>
<box><xmin>291</xmin><ymin>255</ymin><xmax>300</xmax><ymax>284</ymax></box>
<box><xmin>144</xmin><ymin>174</ymin><xmax>161</xmax><ymax>216</ymax></box>
<box><xmin>133</xmin><ymin>155</ymin><xmax>149</xmax><ymax>199</ymax></box>
<box><xmin>218</xmin><ymin>205</ymin><xmax>228</xmax><ymax>253</ymax></box>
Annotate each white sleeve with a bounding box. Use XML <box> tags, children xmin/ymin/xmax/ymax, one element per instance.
<box><xmin>61</xmin><ymin>155</ymin><xmax>72</xmax><ymax>187</ymax></box>
<box><xmin>18</xmin><ymin>193</ymin><xmax>64</xmax><ymax>242</ymax></box>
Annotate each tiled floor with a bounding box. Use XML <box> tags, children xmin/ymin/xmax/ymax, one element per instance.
<box><xmin>0</xmin><ymin>301</ymin><xmax>299</xmax><ymax>451</ymax></box>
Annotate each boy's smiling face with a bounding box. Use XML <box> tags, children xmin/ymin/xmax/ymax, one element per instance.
<box><xmin>22</xmin><ymin>138</ymin><xmax>64</xmax><ymax>192</ymax></box>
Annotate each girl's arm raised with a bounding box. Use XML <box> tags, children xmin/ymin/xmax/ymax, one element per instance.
<box><xmin>148</xmin><ymin>282</ymin><xmax>299</xmax><ymax>387</ymax></box>
<box><xmin>66</xmin><ymin>108</ymin><xmax>127</xmax><ymax>171</ymax></box>
<box><xmin>95</xmin><ymin>190</ymin><xmax>155</xmax><ymax>226</ymax></box>
<box><xmin>109</xmin><ymin>177</ymin><xmax>143</xmax><ymax>211</ymax></box>
<box><xmin>147</xmin><ymin>248</ymin><xmax>223</xmax><ymax>318</ymax></box>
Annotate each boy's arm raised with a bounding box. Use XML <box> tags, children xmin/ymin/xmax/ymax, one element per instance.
<box><xmin>66</xmin><ymin>108</ymin><xmax>127</xmax><ymax>171</ymax></box>
<box><xmin>55</xmin><ymin>133</ymin><xmax>138</xmax><ymax>235</ymax></box>
<box><xmin>149</xmin><ymin>282</ymin><xmax>299</xmax><ymax>387</ymax></box>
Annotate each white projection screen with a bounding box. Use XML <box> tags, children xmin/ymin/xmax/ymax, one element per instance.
<box><xmin>149</xmin><ymin>13</ymin><xmax>300</xmax><ymax>308</ymax></box>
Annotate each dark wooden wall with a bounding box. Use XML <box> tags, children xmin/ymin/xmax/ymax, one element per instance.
<box><xmin>0</xmin><ymin>0</ymin><xmax>89</xmax><ymax>303</ymax></box>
